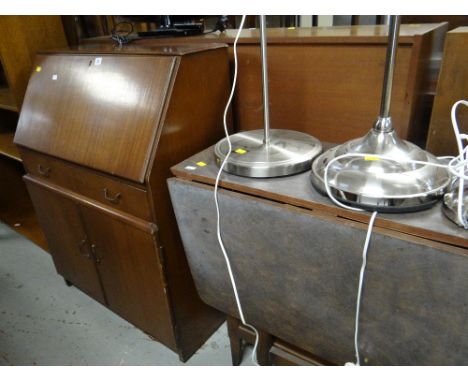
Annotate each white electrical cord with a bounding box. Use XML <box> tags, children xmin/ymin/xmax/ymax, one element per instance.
<box><xmin>352</xmin><ymin>210</ymin><xmax>378</xmax><ymax>366</ymax></box>
<box><xmin>213</xmin><ymin>15</ymin><xmax>260</xmax><ymax>366</ymax></box>
<box><xmin>326</xmin><ymin>99</ymin><xmax>468</xmax><ymax>366</ymax></box>
<box><xmin>323</xmin><ymin>162</ymin><xmax>378</xmax><ymax>366</ymax></box>
<box><xmin>451</xmin><ymin>100</ymin><xmax>468</xmax><ymax>228</ymax></box>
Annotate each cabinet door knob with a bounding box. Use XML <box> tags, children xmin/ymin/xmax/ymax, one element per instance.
<box><xmin>37</xmin><ymin>164</ymin><xmax>51</xmax><ymax>177</ymax></box>
<box><xmin>90</xmin><ymin>244</ymin><xmax>101</xmax><ymax>263</ymax></box>
<box><xmin>78</xmin><ymin>239</ymin><xmax>91</xmax><ymax>259</ymax></box>
<box><xmin>102</xmin><ymin>188</ymin><xmax>122</xmax><ymax>204</ymax></box>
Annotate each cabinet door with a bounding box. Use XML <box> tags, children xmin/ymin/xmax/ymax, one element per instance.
<box><xmin>79</xmin><ymin>206</ymin><xmax>177</xmax><ymax>350</ymax></box>
<box><xmin>24</xmin><ymin>177</ymin><xmax>106</xmax><ymax>304</ymax></box>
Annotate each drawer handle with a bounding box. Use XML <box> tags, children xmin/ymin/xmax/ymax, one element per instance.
<box><xmin>102</xmin><ymin>188</ymin><xmax>122</xmax><ymax>204</ymax></box>
<box><xmin>37</xmin><ymin>164</ymin><xmax>51</xmax><ymax>177</ymax></box>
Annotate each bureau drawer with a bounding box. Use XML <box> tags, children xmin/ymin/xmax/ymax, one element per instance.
<box><xmin>21</xmin><ymin>149</ymin><xmax>152</xmax><ymax>221</ymax></box>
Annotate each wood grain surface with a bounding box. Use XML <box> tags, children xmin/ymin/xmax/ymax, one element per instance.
<box><xmin>15</xmin><ymin>54</ymin><xmax>176</xmax><ymax>182</ymax></box>
<box><xmin>24</xmin><ymin>177</ymin><xmax>106</xmax><ymax>304</ymax></box>
<box><xmin>0</xmin><ymin>16</ymin><xmax>68</xmax><ymax>110</ymax></box>
<box><xmin>21</xmin><ymin>148</ymin><xmax>151</xmax><ymax>221</ymax></box>
<box><xmin>146</xmin><ymin>47</ymin><xmax>232</xmax><ymax>360</ymax></box>
<box><xmin>426</xmin><ymin>27</ymin><xmax>468</xmax><ymax>156</ymax></box>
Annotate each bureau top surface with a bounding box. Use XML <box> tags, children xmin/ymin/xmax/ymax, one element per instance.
<box><xmin>14</xmin><ymin>52</ymin><xmax>182</xmax><ymax>183</ymax></box>
<box><xmin>44</xmin><ymin>43</ymin><xmax>227</xmax><ymax>56</ymax></box>
<box><xmin>171</xmin><ymin>145</ymin><xmax>468</xmax><ymax>250</ymax></box>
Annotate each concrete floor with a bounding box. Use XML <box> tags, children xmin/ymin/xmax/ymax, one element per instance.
<box><xmin>0</xmin><ymin>222</ymin><xmax>254</xmax><ymax>366</ymax></box>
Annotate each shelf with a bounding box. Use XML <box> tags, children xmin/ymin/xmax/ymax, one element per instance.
<box><xmin>0</xmin><ymin>127</ymin><xmax>21</xmax><ymax>161</ymax></box>
<box><xmin>0</xmin><ymin>157</ymin><xmax>48</xmax><ymax>251</ymax></box>
<box><xmin>0</xmin><ymin>87</ymin><xmax>18</xmax><ymax>112</ymax></box>
<box><xmin>1</xmin><ymin>207</ymin><xmax>48</xmax><ymax>251</ymax></box>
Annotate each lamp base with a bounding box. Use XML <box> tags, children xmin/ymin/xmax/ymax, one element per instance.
<box><xmin>214</xmin><ymin>129</ymin><xmax>322</xmax><ymax>178</ymax></box>
<box><xmin>310</xmin><ymin>129</ymin><xmax>450</xmax><ymax>212</ymax></box>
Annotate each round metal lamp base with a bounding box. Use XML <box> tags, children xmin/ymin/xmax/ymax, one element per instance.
<box><xmin>310</xmin><ymin>129</ymin><xmax>451</xmax><ymax>213</ymax></box>
<box><xmin>310</xmin><ymin>177</ymin><xmax>441</xmax><ymax>213</ymax></box>
<box><xmin>214</xmin><ymin>129</ymin><xmax>322</xmax><ymax>178</ymax></box>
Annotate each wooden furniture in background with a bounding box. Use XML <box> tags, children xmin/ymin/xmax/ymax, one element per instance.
<box><xmin>84</xmin><ymin>24</ymin><xmax>448</xmax><ymax>147</ymax></box>
<box><xmin>14</xmin><ymin>44</ymin><xmax>230</xmax><ymax>361</ymax></box>
<box><xmin>0</xmin><ymin>149</ymin><xmax>48</xmax><ymax>249</ymax></box>
<box><xmin>0</xmin><ymin>16</ymin><xmax>68</xmax><ymax>248</ymax></box>
<box><xmin>401</xmin><ymin>16</ymin><xmax>468</xmax><ymax>31</ymax></box>
<box><xmin>426</xmin><ymin>27</ymin><xmax>468</xmax><ymax>157</ymax></box>
<box><xmin>0</xmin><ymin>16</ymin><xmax>68</xmax><ymax>111</ymax></box>
<box><xmin>168</xmin><ymin>146</ymin><xmax>468</xmax><ymax>365</ymax></box>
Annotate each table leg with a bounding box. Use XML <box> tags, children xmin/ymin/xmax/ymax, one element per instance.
<box><xmin>227</xmin><ymin>315</ymin><xmax>244</xmax><ymax>366</ymax></box>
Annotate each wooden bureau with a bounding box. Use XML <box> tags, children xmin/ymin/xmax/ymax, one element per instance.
<box><xmin>14</xmin><ymin>44</ymin><xmax>230</xmax><ymax>361</ymax></box>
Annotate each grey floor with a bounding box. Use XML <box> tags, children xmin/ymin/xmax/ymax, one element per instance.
<box><xmin>0</xmin><ymin>222</ymin><xmax>254</xmax><ymax>366</ymax></box>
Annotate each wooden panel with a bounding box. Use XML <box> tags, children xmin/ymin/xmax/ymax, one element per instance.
<box><xmin>0</xmin><ymin>128</ymin><xmax>20</xmax><ymax>161</ymax></box>
<box><xmin>63</xmin><ymin>43</ymin><xmax>228</xmax><ymax>57</ymax></box>
<box><xmin>233</xmin><ymin>43</ymin><xmax>413</xmax><ymax>143</ymax></box>
<box><xmin>0</xmin><ymin>17</ymin><xmax>67</xmax><ymax>250</ymax></box>
<box><xmin>0</xmin><ymin>87</ymin><xmax>17</xmax><ymax>112</ymax></box>
<box><xmin>0</xmin><ymin>16</ymin><xmax>68</xmax><ymax>110</ymax></box>
<box><xmin>15</xmin><ymin>54</ymin><xmax>176</xmax><ymax>182</ymax></box>
<box><xmin>24</xmin><ymin>177</ymin><xmax>105</xmax><ymax>304</ymax></box>
<box><xmin>426</xmin><ymin>28</ymin><xmax>468</xmax><ymax>156</ymax></box>
<box><xmin>168</xmin><ymin>177</ymin><xmax>468</xmax><ymax>365</ymax></box>
<box><xmin>21</xmin><ymin>149</ymin><xmax>152</xmax><ymax>221</ymax></box>
<box><xmin>147</xmin><ymin>48</ymin><xmax>230</xmax><ymax>360</ymax></box>
<box><xmin>401</xmin><ymin>16</ymin><xmax>468</xmax><ymax>31</ymax></box>
<box><xmin>24</xmin><ymin>174</ymin><xmax>156</xmax><ymax>236</ymax></box>
<box><xmin>79</xmin><ymin>204</ymin><xmax>177</xmax><ymax>351</ymax></box>
<box><xmin>270</xmin><ymin>344</ymin><xmax>324</xmax><ymax>366</ymax></box>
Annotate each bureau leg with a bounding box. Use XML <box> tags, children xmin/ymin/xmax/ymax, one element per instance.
<box><xmin>227</xmin><ymin>315</ymin><xmax>244</xmax><ymax>366</ymax></box>
<box><xmin>64</xmin><ymin>278</ymin><xmax>73</xmax><ymax>287</ymax></box>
